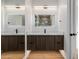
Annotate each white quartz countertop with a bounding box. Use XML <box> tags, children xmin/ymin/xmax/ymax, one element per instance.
<box><xmin>27</xmin><ymin>32</ymin><xmax>64</xmax><ymax>35</ymax></box>
<box><xmin>1</xmin><ymin>33</ymin><xmax>25</xmax><ymax>35</ymax></box>
<box><xmin>1</xmin><ymin>32</ymin><xmax>64</xmax><ymax>35</ymax></box>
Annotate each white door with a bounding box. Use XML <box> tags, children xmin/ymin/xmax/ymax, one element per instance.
<box><xmin>70</xmin><ymin>0</ymin><xmax>78</xmax><ymax>59</ymax></box>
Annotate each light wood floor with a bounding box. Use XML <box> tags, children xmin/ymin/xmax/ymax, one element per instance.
<box><xmin>1</xmin><ymin>51</ymin><xmax>25</xmax><ymax>59</ymax></box>
<box><xmin>1</xmin><ymin>51</ymin><xmax>64</xmax><ymax>59</ymax></box>
<box><xmin>28</xmin><ymin>51</ymin><xmax>64</xmax><ymax>59</ymax></box>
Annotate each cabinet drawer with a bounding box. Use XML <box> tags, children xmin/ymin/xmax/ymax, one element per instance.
<box><xmin>17</xmin><ymin>36</ymin><xmax>25</xmax><ymax>51</ymax></box>
<box><xmin>27</xmin><ymin>36</ymin><xmax>37</xmax><ymax>50</ymax></box>
<box><xmin>18</xmin><ymin>41</ymin><xmax>25</xmax><ymax>50</ymax></box>
<box><xmin>55</xmin><ymin>35</ymin><xmax>64</xmax><ymax>50</ymax></box>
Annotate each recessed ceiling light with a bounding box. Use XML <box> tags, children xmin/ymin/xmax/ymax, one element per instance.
<box><xmin>43</xmin><ymin>5</ymin><xmax>48</xmax><ymax>9</ymax></box>
<box><xmin>16</xmin><ymin>6</ymin><xmax>20</xmax><ymax>9</ymax></box>
<box><xmin>43</xmin><ymin>6</ymin><xmax>48</xmax><ymax>9</ymax></box>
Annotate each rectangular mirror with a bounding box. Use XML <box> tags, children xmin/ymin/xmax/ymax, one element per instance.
<box><xmin>35</xmin><ymin>15</ymin><xmax>55</xmax><ymax>26</ymax></box>
<box><xmin>8</xmin><ymin>15</ymin><xmax>25</xmax><ymax>26</ymax></box>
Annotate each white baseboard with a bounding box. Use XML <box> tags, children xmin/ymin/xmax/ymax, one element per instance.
<box><xmin>23</xmin><ymin>50</ymin><xmax>31</xmax><ymax>59</ymax></box>
<box><xmin>59</xmin><ymin>50</ymin><xmax>66</xmax><ymax>59</ymax></box>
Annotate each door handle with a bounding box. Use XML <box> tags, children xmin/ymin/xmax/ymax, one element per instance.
<box><xmin>73</xmin><ymin>33</ymin><xmax>77</xmax><ymax>36</ymax></box>
<box><xmin>70</xmin><ymin>33</ymin><xmax>77</xmax><ymax>36</ymax></box>
<box><xmin>70</xmin><ymin>33</ymin><xmax>73</xmax><ymax>36</ymax></box>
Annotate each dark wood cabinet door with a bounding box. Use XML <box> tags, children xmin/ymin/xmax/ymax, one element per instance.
<box><xmin>40</xmin><ymin>36</ymin><xmax>46</xmax><ymax>50</ymax></box>
<box><xmin>8</xmin><ymin>36</ymin><xmax>18</xmax><ymax>51</ymax></box>
<box><xmin>1</xmin><ymin>36</ymin><xmax>8</xmax><ymax>52</ymax></box>
<box><xmin>55</xmin><ymin>35</ymin><xmax>64</xmax><ymax>50</ymax></box>
<box><xmin>46</xmin><ymin>36</ymin><xmax>55</xmax><ymax>50</ymax></box>
<box><xmin>36</xmin><ymin>36</ymin><xmax>41</xmax><ymax>50</ymax></box>
<box><xmin>27</xmin><ymin>35</ymin><xmax>36</xmax><ymax>50</ymax></box>
<box><xmin>17</xmin><ymin>36</ymin><xmax>25</xmax><ymax>51</ymax></box>
<box><xmin>1</xmin><ymin>35</ymin><xmax>25</xmax><ymax>51</ymax></box>
<box><xmin>36</xmin><ymin>36</ymin><xmax>46</xmax><ymax>50</ymax></box>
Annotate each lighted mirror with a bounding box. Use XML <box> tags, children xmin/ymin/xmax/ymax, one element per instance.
<box><xmin>8</xmin><ymin>15</ymin><xmax>25</xmax><ymax>26</ymax></box>
<box><xmin>35</xmin><ymin>15</ymin><xmax>55</xmax><ymax>26</ymax></box>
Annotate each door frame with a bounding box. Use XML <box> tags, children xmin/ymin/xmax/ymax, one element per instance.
<box><xmin>24</xmin><ymin>0</ymin><xmax>78</xmax><ymax>59</ymax></box>
<box><xmin>63</xmin><ymin>0</ymin><xmax>77</xmax><ymax>59</ymax></box>
<box><xmin>68</xmin><ymin>0</ymin><xmax>78</xmax><ymax>59</ymax></box>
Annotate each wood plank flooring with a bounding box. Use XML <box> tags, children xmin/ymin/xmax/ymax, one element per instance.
<box><xmin>27</xmin><ymin>51</ymin><xmax>64</xmax><ymax>59</ymax></box>
<box><xmin>1</xmin><ymin>51</ymin><xmax>24</xmax><ymax>59</ymax></box>
<box><xmin>1</xmin><ymin>51</ymin><xmax>64</xmax><ymax>59</ymax></box>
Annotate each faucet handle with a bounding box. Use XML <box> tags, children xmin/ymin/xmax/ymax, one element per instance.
<box><xmin>44</xmin><ymin>29</ymin><xmax>46</xmax><ymax>33</ymax></box>
<box><xmin>16</xmin><ymin>29</ymin><xmax>18</xmax><ymax>33</ymax></box>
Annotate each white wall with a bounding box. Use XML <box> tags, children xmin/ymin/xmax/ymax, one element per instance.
<box><xmin>31</xmin><ymin>6</ymin><xmax>59</xmax><ymax>34</ymax></box>
<box><xmin>1</xmin><ymin>5</ymin><xmax>5</xmax><ymax>34</ymax></box>
<box><xmin>25</xmin><ymin>4</ymin><xmax>64</xmax><ymax>35</ymax></box>
<box><xmin>2</xmin><ymin>1</ymin><xmax>64</xmax><ymax>35</ymax></box>
<box><xmin>58</xmin><ymin>0</ymin><xmax>71</xmax><ymax>59</ymax></box>
<box><xmin>1</xmin><ymin>5</ymin><xmax>25</xmax><ymax>35</ymax></box>
<box><xmin>1</xmin><ymin>2</ymin><xmax>8</xmax><ymax>35</ymax></box>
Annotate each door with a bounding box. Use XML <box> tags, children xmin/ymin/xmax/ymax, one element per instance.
<box><xmin>70</xmin><ymin>0</ymin><xmax>78</xmax><ymax>59</ymax></box>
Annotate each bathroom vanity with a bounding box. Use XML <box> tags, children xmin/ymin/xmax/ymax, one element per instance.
<box><xmin>1</xmin><ymin>34</ymin><xmax>64</xmax><ymax>52</ymax></box>
<box><xmin>1</xmin><ymin>35</ymin><xmax>25</xmax><ymax>52</ymax></box>
<box><xmin>27</xmin><ymin>35</ymin><xmax>64</xmax><ymax>50</ymax></box>
<box><xmin>1</xmin><ymin>8</ymin><xmax>25</xmax><ymax>52</ymax></box>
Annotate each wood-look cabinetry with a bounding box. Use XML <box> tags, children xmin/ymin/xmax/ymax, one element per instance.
<box><xmin>1</xmin><ymin>35</ymin><xmax>25</xmax><ymax>52</ymax></box>
<box><xmin>27</xmin><ymin>36</ymin><xmax>36</xmax><ymax>50</ymax></box>
<box><xmin>55</xmin><ymin>35</ymin><xmax>64</xmax><ymax>50</ymax></box>
<box><xmin>17</xmin><ymin>36</ymin><xmax>25</xmax><ymax>51</ymax></box>
<box><xmin>1</xmin><ymin>35</ymin><xmax>64</xmax><ymax>52</ymax></box>
<box><xmin>27</xmin><ymin>35</ymin><xmax>64</xmax><ymax>50</ymax></box>
<box><xmin>8</xmin><ymin>36</ymin><xmax>18</xmax><ymax>51</ymax></box>
<box><xmin>1</xmin><ymin>36</ymin><xmax>8</xmax><ymax>52</ymax></box>
<box><xmin>46</xmin><ymin>36</ymin><xmax>55</xmax><ymax>50</ymax></box>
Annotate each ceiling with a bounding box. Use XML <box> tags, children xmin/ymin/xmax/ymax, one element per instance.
<box><xmin>32</xmin><ymin>0</ymin><xmax>58</xmax><ymax>6</ymax></box>
<box><xmin>2</xmin><ymin>0</ymin><xmax>25</xmax><ymax>5</ymax></box>
<box><xmin>3</xmin><ymin>0</ymin><xmax>58</xmax><ymax>6</ymax></box>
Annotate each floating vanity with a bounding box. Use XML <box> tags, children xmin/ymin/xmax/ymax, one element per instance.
<box><xmin>27</xmin><ymin>33</ymin><xmax>64</xmax><ymax>51</ymax></box>
<box><xmin>1</xmin><ymin>35</ymin><xmax>25</xmax><ymax>52</ymax></box>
